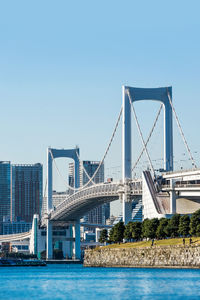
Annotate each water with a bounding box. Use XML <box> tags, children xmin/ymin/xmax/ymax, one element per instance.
<box><xmin>1</xmin><ymin>264</ymin><xmax>200</xmax><ymax>299</ymax></box>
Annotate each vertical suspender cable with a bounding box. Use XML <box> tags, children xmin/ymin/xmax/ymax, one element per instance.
<box><xmin>132</xmin><ymin>104</ymin><xmax>163</xmax><ymax>172</ymax></box>
<box><xmin>127</xmin><ymin>89</ymin><xmax>155</xmax><ymax>176</ymax></box>
<box><xmin>167</xmin><ymin>89</ymin><xmax>197</xmax><ymax>169</ymax></box>
<box><xmin>49</xmin><ymin>107</ymin><xmax>123</xmax><ymax>192</ymax></box>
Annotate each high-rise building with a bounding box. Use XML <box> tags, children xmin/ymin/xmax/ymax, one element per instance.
<box><xmin>68</xmin><ymin>162</ymin><xmax>74</xmax><ymax>188</ymax></box>
<box><xmin>0</xmin><ymin>161</ymin><xmax>11</xmax><ymax>233</ymax></box>
<box><xmin>79</xmin><ymin>161</ymin><xmax>104</xmax><ymax>187</ymax></box>
<box><xmin>42</xmin><ymin>191</ymin><xmax>69</xmax><ymax>215</ymax></box>
<box><xmin>11</xmin><ymin>163</ymin><xmax>43</xmax><ymax>223</ymax></box>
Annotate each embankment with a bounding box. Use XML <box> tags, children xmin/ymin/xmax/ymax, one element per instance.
<box><xmin>84</xmin><ymin>245</ymin><xmax>200</xmax><ymax>268</ymax></box>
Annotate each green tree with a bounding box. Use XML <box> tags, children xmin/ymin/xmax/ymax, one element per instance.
<box><xmin>164</xmin><ymin>219</ymin><xmax>172</xmax><ymax>238</ymax></box>
<box><xmin>166</xmin><ymin>214</ymin><xmax>181</xmax><ymax>238</ymax></box>
<box><xmin>124</xmin><ymin>222</ymin><xmax>142</xmax><ymax>241</ymax></box>
<box><xmin>156</xmin><ymin>218</ymin><xmax>169</xmax><ymax>239</ymax></box>
<box><xmin>113</xmin><ymin>221</ymin><xmax>125</xmax><ymax>243</ymax></box>
<box><xmin>196</xmin><ymin>224</ymin><xmax>200</xmax><ymax>237</ymax></box>
<box><xmin>131</xmin><ymin>222</ymin><xmax>142</xmax><ymax>241</ymax></box>
<box><xmin>124</xmin><ymin>222</ymin><xmax>132</xmax><ymax>241</ymax></box>
<box><xmin>178</xmin><ymin>215</ymin><xmax>190</xmax><ymax>237</ymax></box>
<box><xmin>99</xmin><ymin>229</ymin><xmax>108</xmax><ymax>243</ymax></box>
<box><xmin>108</xmin><ymin>227</ymin><xmax>115</xmax><ymax>243</ymax></box>
<box><xmin>142</xmin><ymin>219</ymin><xmax>150</xmax><ymax>239</ymax></box>
<box><xmin>142</xmin><ymin>218</ymin><xmax>159</xmax><ymax>239</ymax></box>
<box><xmin>190</xmin><ymin>209</ymin><xmax>200</xmax><ymax>236</ymax></box>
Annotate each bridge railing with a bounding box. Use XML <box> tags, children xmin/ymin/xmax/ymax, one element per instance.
<box><xmin>45</xmin><ymin>180</ymin><xmax>143</xmax><ymax>222</ymax></box>
<box><xmin>162</xmin><ymin>183</ymin><xmax>200</xmax><ymax>189</ymax></box>
<box><xmin>0</xmin><ymin>231</ymin><xmax>32</xmax><ymax>242</ymax></box>
<box><xmin>50</xmin><ymin>182</ymin><xmax>121</xmax><ymax>219</ymax></box>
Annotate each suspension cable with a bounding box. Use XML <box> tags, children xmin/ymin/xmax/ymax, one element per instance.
<box><xmin>167</xmin><ymin>89</ymin><xmax>197</xmax><ymax>168</ymax></box>
<box><xmin>49</xmin><ymin>149</ymin><xmax>78</xmax><ymax>191</ymax></box>
<box><xmin>49</xmin><ymin>106</ymin><xmax>123</xmax><ymax>191</ymax></box>
<box><xmin>127</xmin><ymin>89</ymin><xmax>155</xmax><ymax>175</ymax></box>
<box><xmin>132</xmin><ymin>104</ymin><xmax>163</xmax><ymax>172</ymax></box>
<box><xmin>76</xmin><ymin>106</ymin><xmax>123</xmax><ymax>189</ymax></box>
<box><xmin>75</xmin><ymin>150</ymin><xmax>96</xmax><ymax>185</ymax></box>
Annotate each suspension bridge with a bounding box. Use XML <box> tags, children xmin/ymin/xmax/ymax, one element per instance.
<box><xmin>1</xmin><ymin>85</ymin><xmax>200</xmax><ymax>260</ymax></box>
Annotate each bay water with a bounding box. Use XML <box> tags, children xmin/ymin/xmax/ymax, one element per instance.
<box><xmin>1</xmin><ymin>264</ymin><xmax>200</xmax><ymax>299</ymax></box>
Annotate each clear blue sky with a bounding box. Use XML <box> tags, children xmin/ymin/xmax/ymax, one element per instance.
<box><xmin>1</xmin><ymin>0</ymin><xmax>200</xmax><ymax>201</ymax></box>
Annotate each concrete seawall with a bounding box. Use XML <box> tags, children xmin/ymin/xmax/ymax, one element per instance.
<box><xmin>84</xmin><ymin>245</ymin><xmax>200</xmax><ymax>268</ymax></box>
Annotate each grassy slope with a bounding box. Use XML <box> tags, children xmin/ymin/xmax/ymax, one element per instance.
<box><xmin>98</xmin><ymin>237</ymin><xmax>200</xmax><ymax>250</ymax></box>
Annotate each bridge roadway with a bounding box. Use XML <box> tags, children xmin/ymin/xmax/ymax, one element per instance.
<box><xmin>0</xmin><ymin>231</ymin><xmax>31</xmax><ymax>243</ymax></box>
<box><xmin>48</xmin><ymin>168</ymin><xmax>200</xmax><ymax>224</ymax></box>
<box><xmin>48</xmin><ymin>180</ymin><xmax>142</xmax><ymax>223</ymax></box>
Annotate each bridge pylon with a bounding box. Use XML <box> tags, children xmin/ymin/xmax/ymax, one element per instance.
<box><xmin>122</xmin><ymin>86</ymin><xmax>173</xmax><ymax>224</ymax></box>
<box><xmin>46</xmin><ymin>147</ymin><xmax>80</xmax><ymax>260</ymax></box>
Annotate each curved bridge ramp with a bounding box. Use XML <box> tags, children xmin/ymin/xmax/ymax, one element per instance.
<box><xmin>49</xmin><ymin>182</ymin><xmax>121</xmax><ymax>222</ymax></box>
<box><xmin>0</xmin><ymin>231</ymin><xmax>31</xmax><ymax>242</ymax></box>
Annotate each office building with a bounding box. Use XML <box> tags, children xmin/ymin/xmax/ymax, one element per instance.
<box><xmin>42</xmin><ymin>191</ymin><xmax>69</xmax><ymax>214</ymax></box>
<box><xmin>69</xmin><ymin>160</ymin><xmax>110</xmax><ymax>225</ymax></box>
<box><xmin>0</xmin><ymin>161</ymin><xmax>11</xmax><ymax>233</ymax></box>
<box><xmin>12</xmin><ymin>163</ymin><xmax>43</xmax><ymax>223</ymax></box>
<box><xmin>2</xmin><ymin>221</ymin><xmax>32</xmax><ymax>235</ymax></box>
<box><xmin>79</xmin><ymin>161</ymin><xmax>104</xmax><ymax>187</ymax></box>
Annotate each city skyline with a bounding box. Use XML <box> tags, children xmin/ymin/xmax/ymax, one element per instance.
<box><xmin>1</xmin><ymin>4</ymin><xmax>200</xmax><ymax>298</ymax></box>
<box><xmin>1</xmin><ymin>1</ymin><xmax>200</xmax><ymax>194</ymax></box>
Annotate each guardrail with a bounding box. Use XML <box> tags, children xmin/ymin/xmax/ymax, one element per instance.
<box><xmin>0</xmin><ymin>231</ymin><xmax>31</xmax><ymax>242</ymax></box>
<box><xmin>162</xmin><ymin>183</ymin><xmax>200</xmax><ymax>189</ymax></box>
<box><xmin>49</xmin><ymin>180</ymin><xmax>143</xmax><ymax>221</ymax></box>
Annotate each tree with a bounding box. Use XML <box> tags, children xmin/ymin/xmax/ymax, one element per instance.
<box><xmin>142</xmin><ymin>219</ymin><xmax>150</xmax><ymax>239</ymax></box>
<box><xmin>166</xmin><ymin>214</ymin><xmax>181</xmax><ymax>238</ymax></box>
<box><xmin>124</xmin><ymin>222</ymin><xmax>142</xmax><ymax>241</ymax></box>
<box><xmin>178</xmin><ymin>215</ymin><xmax>190</xmax><ymax>237</ymax></box>
<box><xmin>99</xmin><ymin>229</ymin><xmax>108</xmax><ymax>243</ymax></box>
<box><xmin>196</xmin><ymin>224</ymin><xmax>200</xmax><ymax>237</ymax></box>
<box><xmin>164</xmin><ymin>219</ymin><xmax>172</xmax><ymax>238</ymax></box>
<box><xmin>131</xmin><ymin>222</ymin><xmax>142</xmax><ymax>241</ymax></box>
<box><xmin>142</xmin><ymin>218</ymin><xmax>159</xmax><ymax>239</ymax></box>
<box><xmin>190</xmin><ymin>209</ymin><xmax>200</xmax><ymax>236</ymax></box>
<box><xmin>147</xmin><ymin>218</ymin><xmax>159</xmax><ymax>239</ymax></box>
<box><xmin>156</xmin><ymin>218</ymin><xmax>169</xmax><ymax>239</ymax></box>
<box><xmin>124</xmin><ymin>222</ymin><xmax>132</xmax><ymax>241</ymax></box>
<box><xmin>112</xmin><ymin>221</ymin><xmax>125</xmax><ymax>243</ymax></box>
<box><xmin>108</xmin><ymin>227</ymin><xmax>115</xmax><ymax>243</ymax></box>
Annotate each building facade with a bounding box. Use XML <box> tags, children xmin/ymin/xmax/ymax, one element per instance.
<box><xmin>11</xmin><ymin>163</ymin><xmax>43</xmax><ymax>223</ymax></box>
<box><xmin>0</xmin><ymin>161</ymin><xmax>11</xmax><ymax>234</ymax></box>
<box><xmin>2</xmin><ymin>221</ymin><xmax>32</xmax><ymax>235</ymax></box>
<box><xmin>79</xmin><ymin>161</ymin><xmax>104</xmax><ymax>187</ymax></box>
<box><xmin>69</xmin><ymin>160</ymin><xmax>110</xmax><ymax>225</ymax></box>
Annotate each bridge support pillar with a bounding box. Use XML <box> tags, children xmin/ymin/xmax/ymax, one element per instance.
<box><xmin>33</xmin><ymin>214</ymin><xmax>38</xmax><ymax>256</ymax></box>
<box><xmin>29</xmin><ymin>214</ymin><xmax>39</xmax><ymax>256</ymax></box>
<box><xmin>122</xmin><ymin>198</ymin><xmax>132</xmax><ymax>225</ymax></box>
<box><xmin>170</xmin><ymin>179</ymin><xmax>177</xmax><ymax>214</ymax></box>
<box><xmin>122</xmin><ymin>86</ymin><xmax>132</xmax><ymax>224</ymax></box>
<box><xmin>75</xmin><ymin>220</ymin><xmax>81</xmax><ymax>260</ymax></box>
<box><xmin>46</xmin><ymin>220</ymin><xmax>53</xmax><ymax>259</ymax></box>
<box><xmin>69</xmin><ymin>224</ymin><xmax>73</xmax><ymax>259</ymax></box>
<box><xmin>47</xmin><ymin>148</ymin><xmax>53</xmax><ymax>213</ymax></box>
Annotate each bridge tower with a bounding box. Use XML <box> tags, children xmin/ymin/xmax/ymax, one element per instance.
<box><xmin>46</xmin><ymin>147</ymin><xmax>80</xmax><ymax>259</ymax></box>
<box><xmin>122</xmin><ymin>86</ymin><xmax>173</xmax><ymax>224</ymax></box>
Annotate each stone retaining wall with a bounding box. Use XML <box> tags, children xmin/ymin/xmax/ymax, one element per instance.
<box><xmin>84</xmin><ymin>245</ymin><xmax>200</xmax><ymax>268</ymax></box>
